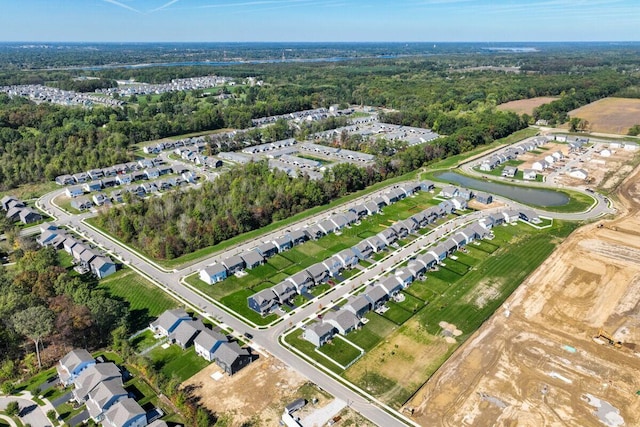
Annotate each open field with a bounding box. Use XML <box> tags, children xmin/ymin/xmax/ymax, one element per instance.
<box><xmin>98</xmin><ymin>268</ymin><xmax>178</xmax><ymax>330</ymax></box>
<box><xmin>497</xmin><ymin>97</ymin><xmax>559</xmax><ymax>115</ymax></box>
<box><xmin>405</xmin><ymin>162</ymin><xmax>640</xmax><ymax>426</ymax></box>
<box><xmin>287</xmin><ymin>220</ymin><xmax>576</xmax><ymax>409</ymax></box>
<box><xmin>562</xmin><ymin>97</ymin><xmax>640</xmax><ymax>134</ymax></box>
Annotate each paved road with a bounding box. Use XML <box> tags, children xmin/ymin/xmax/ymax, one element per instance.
<box><xmin>0</xmin><ymin>397</ymin><xmax>52</xmax><ymax>427</ymax></box>
<box><xmin>32</xmin><ymin>140</ymin><xmax>616</xmax><ymax>426</ymax></box>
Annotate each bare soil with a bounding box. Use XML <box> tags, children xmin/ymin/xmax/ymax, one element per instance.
<box><xmin>561</xmin><ymin>97</ymin><xmax>640</xmax><ymax>134</ymax></box>
<box><xmin>405</xmin><ymin>162</ymin><xmax>640</xmax><ymax>426</ymax></box>
<box><xmin>497</xmin><ymin>97</ymin><xmax>559</xmax><ymax>115</ymax></box>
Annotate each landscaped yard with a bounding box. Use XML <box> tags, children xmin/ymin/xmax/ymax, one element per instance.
<box><xmin>98</xmin><ymin>269</ymin><xmax>178</xmax><ymax>330</ymax></box>
<box><xmin>286</xmin><ymin>220</ymin><xmax>577</xmax><ymax>409</ymax></box>
<box><xmin>147</xmin><ymin>345</ymin><xmax>210</xmax><ymax>382</ymax></box>
<box><xmin>318</xmin><ymin>337</ymin><xmax>362</xmax><ymax>367</ymax></box>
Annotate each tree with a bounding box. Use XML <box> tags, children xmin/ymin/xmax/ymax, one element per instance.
<box><xmin>5</xmin><ymin>400</ymin><xmax>19</xmax><ymax>416</ymax></box>
<box><xmin>11</xmin><ymin>306</ymin><xmax>54</xmax><ymax>369</ymax></box>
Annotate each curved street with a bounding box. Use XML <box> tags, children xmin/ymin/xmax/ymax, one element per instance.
<box><xmin>29</xmin><ymin>135</ymin><xmax>618</xmax><ymax>426</ymax></box>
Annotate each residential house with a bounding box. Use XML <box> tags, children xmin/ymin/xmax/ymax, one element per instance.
<box><xmin>420</xmin><ymin>181</ymin><xmax>435</xmax><ymax>191</ymax></box>
<box><xmin>568</xmin><ymin>168</ymin><xmax>588</xmax><ymax>180</ymax></box>
<box><xmin>171</xmin><ymin>318</ymin><xmax>205</xmax><ymax>348</ymax></box>
<box><xmin>145</xmin><ymin>168</ymin><xmax>160</xmax><ymax>180</ymax></box>
<box><xmin>502</xmin><ymin>166</ymin><xmax>518</xmax><ymax>178</ymax></box>
<box><xmin>79</xmin><ymin>248</ymin><xmax>99</xmax><ymax>268</ymax></box>
<box><xmin>90</xmin><ymin>256</ymin><xmax>117</xmax><ymax>279</ymax></box>
<box><xmin>306</xmin><ymin>263</ymin><xmax>329</xmax><ymax>285</ymax></box>
<box><xmin>131</xmin><ymin>171</ymin><xmax>147</xmax><ymax>182</ymax></box>
<box><xmin>71</xmin><ymin>197</ymin><xmax>94</xmax><ymax>211</ymax></box>
<box><xmin>72</xmin><ymin>362</ymin><xmax>122</xmax><ymax>403</ymax></box>
<box><xmin>401</xmin><ymin>218</ymin><xmax>420</xmax><ymax>233</ymax></box>
<box><xmin>66</xmin><ymin>186</ymin><xmax>84</xmax><ymax>198</ymax></box>
<box><xmin>323</xmin><ymin>310</ymin><xmax>360</xmax><ymax>335</ymax></box>
<box><xmin>519</xmin><ymin>209</ymin><xmax>541</xmax><ymax>224</ymax></box>
<box><xmin>416</xmin><ymin>252</ymin><xmax>438</xmax><ymax>270</ymax></box>
<box><xmin>221</xmin><ymin>255</ymin><xmax>245</xmax><ymax>275</ymax></box>
<box><xmin>380</xmin><ymin>276</ymin><xmax>403</xmax><ymax>296</ymax></box>
<box><xmin>194</xmin><ymin>328</ymin><xmax>228</xmax><ymax>362</ymax></box>
<box><xmin>343</xmin><ymin>295</ymin><xmax>371</xmax><ymax>318</ymax></box>
<box><xmin>342</xmin><ymin>210</ymin><xmax>358</xmax><ymax>225</ymax></box>
<box><xmin>83</xmin><ymin>181</ymin><xmax>102</xmax><ymax>193</ymax></box>
<box><xmin>272</xmin><ymin>281</ymin><xmax>297</xmax><ymax>305</ymax></box>
<box><xmin>101</xmin><ymin>398</ymin><xmax>146</xmax><ymax>427</ymax></box>
<box><xmin>475</xmin><ymin>192</ymin><xmax>493</xmax><ymax>204</ymax></box>
<box><xmin>364</xmin><ymin>285</ymin><xmax>388</xmax><ymax>309</ymax></box>
<box><xmin>150</xmin><ymin>308</ymin><xmax>191</xmax><ymax>337</ymax></box>
<box><xmin>248</xmin><ymin>288</ymin><xmax>278</xmax><ymax>315</ymax></box>
<box><xmin>73</xmin><ymin>172</ymin><xmax>89</xmax><ymax>184</ymax></box>
<box><xmin>323</xmin><ymin>255</ymin><xmax>344</xmax><ymax>277</ymax></box>
<box><xmin>55</xmin><ymin>174</ymin><xmax>75</xmax><ymax>185</ymax></box>
<box><xmin>256</xmin><ymin>242</ymin><xmax>278</xmax><ymax>259</ymax></box>
<box><xmin>57</xmin><ymin>349</ymin><xmax>96</xmax><ymax>387</ymax></box>
<box><xmin>63</xmin><ymin>238</ymin><xmax>79</xmax><ymax>255</ymax></box>
<box><xmin>272</xmin><ymin>235</ymin><xmax>293</xmax><ymax>253</ymax></box>
<box><xmin>395</xmin><ymin>269</ymin><xmax>414</xmax><ymax>287</ymax></box>
<box><xmin>440</xmin><ymin>185</ymin><xmax>459</xmax><ymax>198</ymax></box>
<box><xmin>317</xmin><ymin>219</ymin><xmax>337</xmax><ymax>235</ymax></box>
<box><xmin>101</xmin><ymin>177</ymin><xmax>117</xmax><ymax>188</ymax></box>
<box><xmin>407</xmin><ymin>259</ymin><xmax>427</xmax><ymax>279</ymax></box>
<box><xmin>552</xmin><ymin>150</ymin><xmax>564</xmax><ymax>161</ymax></box>
<box><xmin>364</xmin><ymin>200</ymin><xmax>380</xmax><ymax>215</ymax></box>
<box><xmin>352</xmin><ymin>240</ymin><xmax>373</xmax><ymax>260</ymax></box>
<box><xmin>241</xmin><ymin>251</ymin><xmax>264</xmax><ymax>270</ymax></box>
<box><xmin>86</xmin><ymin>378</ymin><xmax>128</xmax><ymax>423</ymax></box>
<box><xmin>211</xmin><ymin>341</ymin><xmax>252</xmax><ymax>375</ymax></box>
<box><xmin>378</xmin><ymin>228</ymin><xmax>398</xmax><ymax>246</ymax></box>
<box><xmin>391</xmin><ymin>222</ymin><xmax>409</xmax><ymax>239</ymax></box>
<box><xmin>329</xmin><ymin>214</ymin><xmax>349</xmax><ymax>231</ymax></box>
<box><xmin>287</xmin><ymin>271</ymin><xmax>313</xmax><ymax>294</ymax></box>
<box><xmin>335</xmin><ymin>248</ymin><xmax>359</xmax><ymax>269</ymax></box>
<box><xmin>92</xmin><ymin>193</ymin><xmax>109</xmax><ymax>206</ymax></box>
<box><xmin>18</xmin><ymin>208</ymin><xmax>42</xmax><ymax>224</ymax></box>
<box><xmin>289</xmin><ymin>229</ymin><xmax>308</xmax><ymax>246</ymax></box>
<box><xmin>372</xmin><ymin>196</ymin><xmax>387</xmax><ymax>209</ymax></box>
<box><xmin>366</xmin><ymin>235</ymin><xmax>387</xmax><ymax>252</ymax></box>
<box><xmin>349</xmin><ymin>204</ymin><xmax>368</xmax><ymax>219</ymax></box>
<box><xmin>199</xmin><ymin>264</ymin><xmax>228</xmax><ymax>285</ymax></box>
<box><xmin>544</xmin><ymin>154</ymin><xmax>555</xmax><ymax>164</ymax></box>
<box><xmin>523</xmin><ymin>169</ymin><xmax>537</xmax><ymax>180</ymax></box>
<box><xmin>304</xmin><ymin>225</ymin><xmax>324</xmax><ymax>240</ymax></box>
<box><xmin>116</xmin><ymin>174</ymin><xmax>132</xmax><ymax>186</ymax></box>
<box><xmin>457</xmin><ymin>188</ymin><xmax>473</xmax><ymax>201</ymax></box>
<box><xmin>428</xmin><ymin>244</ymin><xmax>448</xmax><ymax>262</ymax></box>
<box><xmin>443</xmin><ymin>239</ymin><xmax>458</xmax><ymax>255</ymax></box>
<box><xmin>302</xmin><ymin>322</ymin><xmax>335</xmax><ymax>347</ymax></box>
<box><xmin>87</xmin><ymin>169</ymin><xmax>104</xmax><ymax>181</ymax></box>
<box><xmin>451</xmin><ymin>196</ymin><xmax>467</xmax><ymax>210</ymax></box>
<box><xmin>532</xmin><ymin>160</ymin><xmax>548</xmax><ymax>171</ymax></box>
<box><xmin>502</xmin><ymin>210</ymin><xmax>520</xmax><ymax>224</ymax></box>
<box><xmin>480</xmin><ymin>158</ymin><xmax>499</xmax><ymax>171</ymax></box>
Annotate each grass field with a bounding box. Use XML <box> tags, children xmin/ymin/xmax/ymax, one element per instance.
<box><xmin>147</xmin><ymin>345</ymin><xmax>210</xmax><ymax>382</ymax></box>
<box><xmin>563</xmin><ymin>97</ymin><xmax>640</xmax><ymax>134</ymax></box>
<box><xmin>318</xmin><ymin>337</ymin><xmax>362</xmax><ymax>367</ymax></box>
<box><xmin>287</xmin><ymin>220</ymin><xmax>578</xmax><ymax>408</ymax></box>
<box><xmin>98</xmin><ymin>269</ymin><xmax>178</xmax><ymax>330</ymax></box>
<box><xmin>497</xmin><ymin>97</ymin><xmax>559</xmax><ymax>115</ymax></box>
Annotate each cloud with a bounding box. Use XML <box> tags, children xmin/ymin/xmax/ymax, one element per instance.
<box><xmin>102</xmin><ymin>0</ymin><xmax>142</xmax><ymax>13</ymax></box>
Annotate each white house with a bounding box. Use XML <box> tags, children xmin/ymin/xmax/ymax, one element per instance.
<box><xmin>600</xmin><ymin>149</ymin><xmax>612</xmax><ymax>157</ymax></box>
<box><xmin>532</xmin><ymin>160</ymin><xmax>548</xmax><ymax>171</ymax></box>
<box><xmin>568</xmin><ymin>169</ymin><xmax>588</xmax><ymax>180</ymax></box>
<box><xmin>523</xmin><ymin>169</ymin><xmax>537</xmax><ymax>180</ymax></box>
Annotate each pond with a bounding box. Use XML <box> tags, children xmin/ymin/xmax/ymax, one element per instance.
<box><xmin>434</xmin><ymin>171</ymin><xmax>570</xmax><ymax>207</ymax></box>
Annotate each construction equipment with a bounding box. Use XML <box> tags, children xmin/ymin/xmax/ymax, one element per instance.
<box><xmin>594</xmin><ymin>328</ymin><xmax>622</xmax><ymax>348</ymax></box>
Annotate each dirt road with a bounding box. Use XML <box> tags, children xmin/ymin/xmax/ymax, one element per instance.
<box><xmin>405</xmin><ymin>164</ymin><xmax>640</xmax><ymax>426</ymax></box>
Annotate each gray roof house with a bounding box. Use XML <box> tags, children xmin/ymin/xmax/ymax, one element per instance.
<box><xmin>317</xmin><ymin>219</ymin><xmax>337</xmax><ymax>235</ymax></box>
<box><xmin>380</xmin><ymin>276</ymin><xmax>403</xmax><ymax>296</ymax></box>
<box><xmin>364</xmin><ymin>200</ymin><xmax>380</xmax><ymax>215</ymax></box>
<box><xmin>287</xmin><ymin>270</ymin><xmax>313</xmax><ymax>294</ymax></box>
<box><xmin>475</xmin><ymin>192</ymin><xmax>493</xmax><ymax>204</ymax></box>
<box><xmin>352</xmin><ymin>240</ymin><xmax>374</xmax><ymax>260</ymax></box>
<box><xmin>417</xmin><ymin>252</ymin><xmax>439</xmax><ymax>269</ymax></box>
<box><xmin>272</xmin><ymin>235</ymin><xmax>293</xmax><ymax>253</ymax></box>
<box><xmin>199</xmin><ymin>263</ymin><xmax>228</xmax><ymax>284</ymax></box>
<box><xmin>79</xmin><ymin>248</ymin><xmax>100</xmax><ymax>267</ymax></box>
<box><xmin>289</xmin><ymin>229</ymin><xmax>308</xmax><ymax>246</ymax></box>
<box><xmin>102</xmin><ymin>397</ymin><xmax>146</xmax><ymax>427</ymax></box>
<box><xmin>256</xmin><ymin>241</ymin><xmax>278</xmax><ymax>258</ymax></box>
<box><xmin>89</xmin><ymin>256</ymin><xmax>117</xmax><ymax>279</ymax></box>
<box><xmin>211</xmin><ymin>341</ymin><xmax>252</xmax><ymax>375</ymax></box>
<box><xmin>366</xmin><ymin>235</ymin><xmax>386</xmax><ymax>252</ymax></box>
<box><xmin>151</xmin><ymin>308</ymin><xmax>191</xmax><ymax>337</ymax></box>
<box><xmin>365</xmin><ymin>285</ymin><xmax>389</xmax><ymax>308</ymax></box>
<box><xmin>63</xmin><ymin>238</ymin><xmax>79</xmax><ymax>254</ymax></box>
<box><xmin>323</xmin><ymin>310</ymin><xmax>361</xmax><ymax>335</ymax></box>
<box><xmin>407</xmin><ymin>259</ymin><xmax>427</xmax><ymax>278</ymax></box>
<box><xmin>323</xmin><ymin>255</ymin><xmax>344</xmax><ymax>277</ymax></box>
<box><xmin>443</xmin><ymin>239</ymin><xmax>458</xmax><ymax>254</ymax></box>
<box><xmin>71</xmin><ymin>243</ymin><xmax>89</xmax><ymax>262</ymax></box>
<box><xmin>57</xmin><ymin>348</ymin><xmax>96</xmax><ymax>387</ymax></box>
<box><xmin>302</xmin><ymin>322</ymin><xmax>335</xmax><ymax>347</ymax></box>
<box><xmin>272</xmin><ymin>281</ymin><xmax>297</xmax><ymax>304</ymax></box>
<box><xmin>335</xmin><ymin>248</ymin><xmax>359</xmax><ymax>269</ymax></box>
<box><xmin>241</xmin><ymin>250</ymin><xmax>264</xmax><ymax>270</ymax></box>
<box><xmin>349</xmin><ymin>204</ymin><xmax>368</xmax><ymax>219</ymax></box>
<box><xmin>378</xmin><ymin>228</ymin><xmax>398</xmax><ymax>246</ymax></box>
<box><xmin>72</xmin><ymin>362</ymin><xmax>122</xmax><ymax>403</ymax></box>
<box><xmin>248</xmin><ymin>288</ymin><xmax>278</xmax><ymax>315</ymax></box>
<box><xmin>343</xmin><ymin>295</ymin><xmax>371</xmax><ymax>318</ymax></box>
<box><xmin>306</xmin><ymin>263</ymin><xmax>330</xmax><ymax>284</ymax></box>
<box><xmin>171</xmin><ymin>318</ymin><xmax>205</xmax><ymax>349</ymax></box>
<box><xmin>391</xmin><ymin>222</ymin><xmax>409</xmax><ymax>238</ymax></box>
<box><xmin>305</xmin><ymin>224</ymin><xmax>324</xmax><ymax>240</ymax></box>
<box><xmin>222</xmin><ymin>255</ymin><xmax>246</xmax><ymax>274</ymax></box>
<box><xmin>86</xmin><ymin>378</ymin><xmax>128</xmax><ymax>422</ymax></box>
<box><xmin>194</xmin><ymin>328</ymin><xmax>228</xmax><ymax>362</ymax></box>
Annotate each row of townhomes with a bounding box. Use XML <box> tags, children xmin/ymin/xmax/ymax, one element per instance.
<box><xmin>251</xmin><ymin>107</ymin><xmax>348</xmax><ymax>127</ymax></box>
<box><xmin>311</xmin><ymin>121</ymin><xmax>439</xmax><ymax>147</ymax></box>
<box><xmin>150</xmin><ymin>309</ymin><xmax>253</xmax><ymax>375</ymax></box>
<box><xmin>302</xmin><ymin>207</ymin><xmax>542</xmax><ymax>347</ymax></box>
<box><xmin>98</xmin><ymin>75</ymin><xmax>236</xmax><ymax>98</ymax></box>
<box><xmin>243</xmin><ymin>182</ymin><xmax>497</xmax><ymax>317</ymax></box>
<box><xmin>479</xmin><ymin>135</ymin><xmax>549</xmax><ymax>174</ymax></box>
<box><xmin>0</xmin><ymin>84</ymin><xmax>123</xmax><ymax>108</ymax></box>
<box><xmin>37</xmin><ymin>224</ymin><xmax>117</xmax><ymax>278</ymax></box>
<box><xmin>56</xmin><ymin>349</ymin><xmax>167</xmax><ymax>427</ymax></box>
<box><xmin>199</xmin><ymin>181</ymin><xmax>436</xmax><ymax>288</ymax></box>
<box><xmin>1</xmin><ymin>195</ymin><xmax>42</xmax><ymax>225</ymax></box>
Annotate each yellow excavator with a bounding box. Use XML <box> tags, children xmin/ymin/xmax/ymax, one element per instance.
<box><xmin>595</xmin><ymin>328</ymin><xmax>622</xmax><ymax>348</ymax></box>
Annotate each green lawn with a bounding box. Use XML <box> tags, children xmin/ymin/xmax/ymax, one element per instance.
<box><xmin>147</xmin><ymin>345</ymin><xmax>210</xmax><ymax>382</ymax></box>
<box><xmin>348</xmin><ymin>313</ymin><xmax>397</xmax><ymax>351</ymax></box>
<box><xmin>381</xmin><ymin>302</ymin><xmax>414</xmax><ymax>325</ymax></box>
<box><xmin>318</xmin><ymin>337</ymin><xmax>362</xmax><ymax>367</ymax></box>
<box><xmin>98</xmin><ymin>269</ymin><xmax>178</xmax><ymax>331</ymax></box>
<box><xmin>130</xmin><ymin>329</ymin><xmax>158</xmax><ymax>352</ymax></box>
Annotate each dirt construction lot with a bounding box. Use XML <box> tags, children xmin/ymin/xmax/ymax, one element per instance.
<box><xmin>497</xmin><ymin>97</ymin><xmax>559</xmax><ymax>115</ymax></box>
<box><xmin>562</xmin><ymin>97</ymin><xmax>640</xmax><ymax>134</ymax></box>
<box><xmin>406</xmin><ymin>165</ymin><xmax>640</xmax><ymax>426</ymax></box>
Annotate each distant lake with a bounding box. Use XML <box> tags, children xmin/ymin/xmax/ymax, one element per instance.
<box><xmin>434</xmin><ymin>172</ymin><xmax>569</xmax><ymax>207</ymax></box>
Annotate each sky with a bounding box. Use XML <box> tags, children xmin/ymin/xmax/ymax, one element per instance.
<box><xmin>0</xmin><ymin>0</ymin><xmax>638</xmax><ymax>42</ymax></box>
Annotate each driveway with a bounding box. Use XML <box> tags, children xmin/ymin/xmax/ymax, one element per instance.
<box><xmin>0</xmin><ymin>397</ymin><xmax>52</xmax><ymax>427</ymax></box>
<box><xmin>51</xmin><ymin>391</ymin><xmax>72</xmax><ymax>408</ymax></box>
<box><xmin>68</xmin><ymin>409</ymin><xmax>89</xmax><ymax>427</ymax></box>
